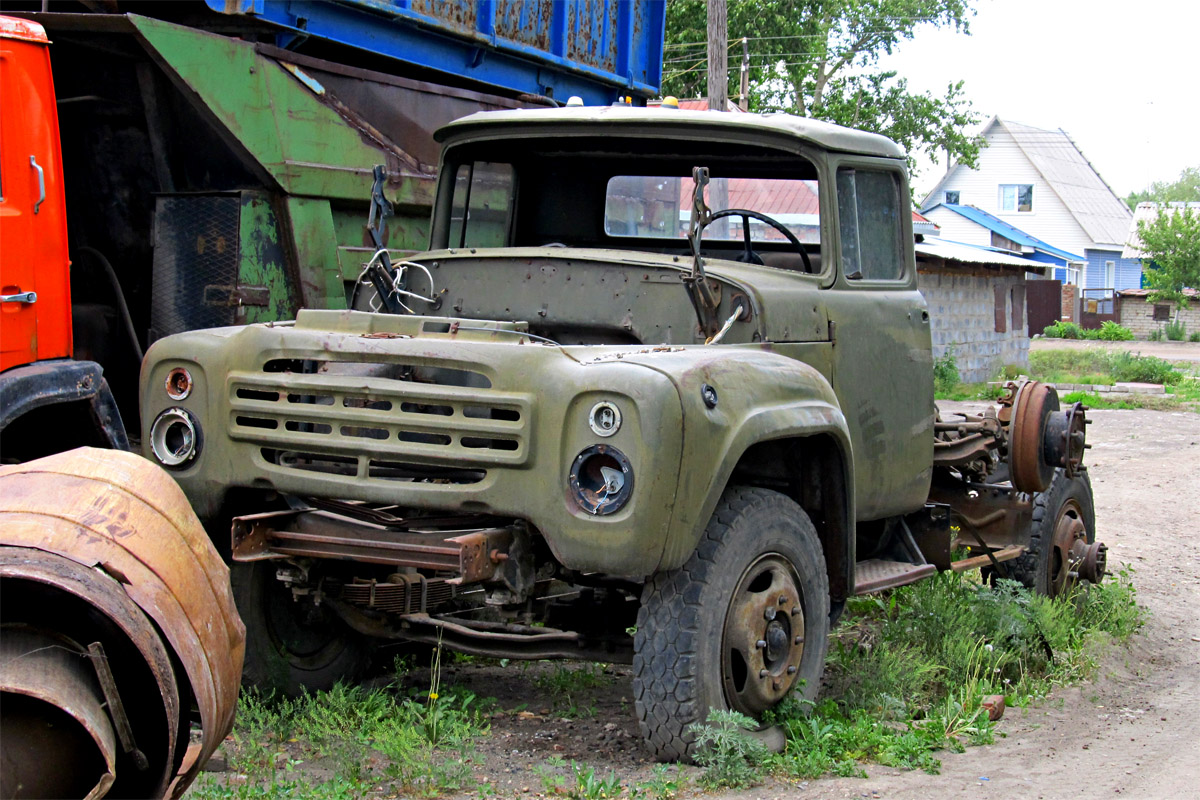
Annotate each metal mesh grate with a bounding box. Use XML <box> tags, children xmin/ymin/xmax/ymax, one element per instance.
<box><xmin>150</xmin><ymin>194</ymin><xmax>240</xmax><ymax>340</ymax></box>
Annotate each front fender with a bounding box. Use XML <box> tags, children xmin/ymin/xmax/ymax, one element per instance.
<box><xmin>618</xmin><ymin>344</ymin><xmax>853</xmax><ymax>572</ymax></box>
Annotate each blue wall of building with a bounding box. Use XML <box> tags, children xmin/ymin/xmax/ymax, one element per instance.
<box><xmin>1083</xmin><ymin>249</ymin><xmax>1142</xmax><ymax>291</ymax></box>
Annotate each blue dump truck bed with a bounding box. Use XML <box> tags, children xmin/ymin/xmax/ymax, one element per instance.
<box><xmin>207</xmin><ymin>0</ymin><xmax>665</xmax><ymax>104</ymax></box>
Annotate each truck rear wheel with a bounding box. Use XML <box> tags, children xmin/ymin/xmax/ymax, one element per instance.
<box><xmin>632</xmin><ymin>486</ymin><xmax>830</xmax><ymax>761</ymax></box>
<box><xmin>232</xmin><ymin>561</ymin><xmax>369</xmax><ymax>695</ymax></box>
<box><xmin>1010</xmin><ymin>470</ymin><xmax>1100</xmax><ymax>597</ymax></box>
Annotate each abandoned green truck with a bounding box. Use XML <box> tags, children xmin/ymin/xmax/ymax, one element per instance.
<box><xmin>139</xmin><ymin>107</ymin><xmax>1105</xmax><ymax>759</ymax></box>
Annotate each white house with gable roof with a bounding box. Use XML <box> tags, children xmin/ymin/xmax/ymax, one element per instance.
<box><xmin>919</xmin><ymin>118</ymin><xmax>1139</xmax><ymax>298</ymax></box>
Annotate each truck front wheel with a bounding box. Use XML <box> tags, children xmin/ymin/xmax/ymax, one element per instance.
<box><xmin>632</xmin><ymin>486</ymin><xmax>830</xmax><ymax>761</ymax></box>
<box><xmin>232</xmin><ymin>561</ymin><xmax>369</xmax><ymax>695</ymax></box>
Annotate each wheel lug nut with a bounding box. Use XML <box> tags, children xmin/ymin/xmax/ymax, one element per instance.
<box><xmin>794</xmin><ymin>635</ymin><xmax>804</xmax><ymax>645</ymax></box>
<box><xmin>778</xmin><ymin>595</ymin><xmax>788</xmax><ymax>605</ymax></box>
<box><xmin>764</xmin><ymin>607</ymin><xmax>777</xmax><ymax>621</ymax></box>
<box><xmin>759</xmin><ymin>669</ymin><xmax>768</xmax><ymax>678</ymax></box>
<box><xmin>787</xmin><ymin>665</ymin><xmax>797</xmax><ymax>675</ymax></box>
<box><xmin>772</xmin><ymin>678</ymin><xmax>782</xmax><ymax>690</ymax></box>
<box><xmin>755</xmin><ymin>639</ymin><xmax>767</xmax><ymax>650</ymax></box>
<box><xmin>790</xmin><ymin>607</ymin><xmax>800</xmax><ymax>616</ymax></box>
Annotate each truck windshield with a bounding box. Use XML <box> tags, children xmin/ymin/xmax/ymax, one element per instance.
<box><xmin>604</xmin><ymin>175</ymin><xmax>820</xmax><ymax>244</ymax></box>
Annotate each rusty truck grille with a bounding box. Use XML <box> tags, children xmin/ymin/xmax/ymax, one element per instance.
<box><xmin>228</xmin><ymin>359</ymin><xmax>530</xmax><ymax>481</ymax></box>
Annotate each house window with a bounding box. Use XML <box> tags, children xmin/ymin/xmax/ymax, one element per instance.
<box><xmin>994</xmin><ymin>286</ymin><xmax>1007</xmax><ymax>333</ymax></box>
<box><xmin>999</xmin><ymin>184</ymin><xmax>1033</xmax><ymax>213</ymax></box>
<box><xmin>1104</xmin><ymin>260</ymin><xmax>1116</xmax><ymax>292</ymax></box>
<box><xmin>945</xmin><ymin>190</ymin><xmax>960</xmax><ymax>204</ymax></box>
<box><xmin>1153</xmin><ymin>304</ymin><xmax>1170</xmax><ymax>321</ymax></box>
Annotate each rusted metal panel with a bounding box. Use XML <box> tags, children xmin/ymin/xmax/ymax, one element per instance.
<box><xmin>232</xmin><ymin>509</ymin><xmax>513</xmax><ymax>584</ymax></box>
<box><xmin>0</xmin><ymin>447</ymin><xmax>245</xmax><ymax>798</ymax></box>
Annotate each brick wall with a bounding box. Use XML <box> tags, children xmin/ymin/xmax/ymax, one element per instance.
<box><xmin>1061</xmin><ymin>283</ymin><xmax>1077</xmax><ymax>321</ymax></box>
<box><xmin>1119</xmin><ymin>297</ymin><xmax>1200</xmax><ymax>339</ymax></box>
<box><xmin>918</xmin><ymin>268</ymin><xmax>1030</xmax><ymax>383</ymax></box>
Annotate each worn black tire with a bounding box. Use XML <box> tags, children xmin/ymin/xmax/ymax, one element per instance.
<box><xmin>632</xmin><ymin>486</ymin><xmax>830</xmax><ymax>762</ymax></box>
<box><xmin>231</xmin><ymin>561</ymin><xmax>370</xmax><ymax>696</ymax></box>
<box><xmin>1009</xmin><ymin>470</ymin><xmax>1096</xmax><ymax>597</ymax></box>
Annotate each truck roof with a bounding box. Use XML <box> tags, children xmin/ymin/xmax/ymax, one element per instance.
<box><xmin>0</xmin><ymin>15</ymin><xmax>49</xmax><ymax>44</ymax></box>
<box><xmin>435</xmin><ymin>106</ymin><xmax>906</xmax><ymax>160</ymax></box>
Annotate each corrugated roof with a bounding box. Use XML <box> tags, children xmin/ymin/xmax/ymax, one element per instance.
<box><xmin>1123</xmin><ymin>201</ymin><xmax>1200</xmax><ymax>258</ymax></box>
<box><xmin>998</xmin><ymin>119</ymin><xmax>1132</xmax><ymax>246</ymax></box>
<box><xmin>912</xmin><ymin>210</ymin><xmax>939</xmax><ymax>236</ymax></box>
<box><xmin>1117</xmin><ymin>287</ymin><xmax>1198</xmax><ymax>298</ymax></box>
<box><xmin>930</xmin><ymin>203</ymin><xmax>1085</xmax><ymax>262</ymax></box>
<box><xmin>916</xmin><ymin>238</ymin><xmax>1043</xmax><ymax>269</ymax></box>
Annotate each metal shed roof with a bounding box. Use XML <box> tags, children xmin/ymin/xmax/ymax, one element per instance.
<box><xmin>928</xmin><ymin>203</ymin><xmax>1084</xmax><ymax>262</ymax></box>
<box><xmin>916</xmin><ymin>238</ymin><xmax>1044</xmax><ymax>270</ymax></box>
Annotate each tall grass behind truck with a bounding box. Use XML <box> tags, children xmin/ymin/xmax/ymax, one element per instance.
<box><xmin>140</xmin><ymin>106</ymin><xmax>1110</xmax><ymax>760</ymax></box>
<box><xmin>0</xmin><ymin>1</ymin><xmax>665</xmax><ymax>461</ymax></box>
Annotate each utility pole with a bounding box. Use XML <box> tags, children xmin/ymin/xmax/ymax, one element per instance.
<box><xmin>738</xmin><ymin>37</ymin><xmax>749</xmax><ymax>111</ymax></box>
<box><xmin>706</xmin><ymin>0</ymin><xmax>727</xmax><ymax>111</ymax></box>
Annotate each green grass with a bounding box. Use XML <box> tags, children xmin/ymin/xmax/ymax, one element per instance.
<box><xmin>688</xmin><ymin>569</ymin><xmax>1143</xmax><ymax>788</ymax></box>
<box><xmin>532</xmin><ymin>662</ymin><xmax>611</xmax><ymax>718</ymax></box>
<box><xmin>186</xmin><ymin>650</ymin><xmax>491</xmax><ymax>800</ymax></box>
<box><xmin>932</xmin><ymin>349</ymin><xmax>1200</xmax><ymax>411</ymax></box>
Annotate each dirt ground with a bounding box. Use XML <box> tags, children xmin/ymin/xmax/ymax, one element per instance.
<box><xmin>434</xmin><ymin>403</ymin><xmax>1200</xmax><ymax>799</ymax></box>
<box><xmin>1030</xmin><ymin>337</ymin><xmax>1200</xmax><ymax>363</ymax></box>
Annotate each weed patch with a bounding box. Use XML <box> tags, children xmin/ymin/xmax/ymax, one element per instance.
<box><xmin>688</xmin><ymin>709</ymin><xmax>770</xmax><ymax>789</ymax></box>
<box><xmin>765</xmin><ymin>569</ymin><xmax>1143</xmax><ymax>780</ymax></box>
<box><xmin>187</xmin><ymin>647</ymin><xmax>490</xmax><ymax>799</ymax></box>
<box><xmin>532</xmin><ymin>662</ymin><xmax>611</xmax><ymax>718</ymax></box>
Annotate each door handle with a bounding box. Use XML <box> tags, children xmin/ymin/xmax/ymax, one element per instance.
<box><xmin>30</xmin><ymin>155</ymin><xmax>45</xmax><ymax>214</ymax></box>
<box><xmin>1</xmin><ymin>291</ymin><xmax>37</xmax><ymax>304</ymax></box>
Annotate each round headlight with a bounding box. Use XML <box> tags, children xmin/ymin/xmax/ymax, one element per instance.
<box><xmin>569</xmin><ymin>444</ymin><xmax>633</xmax><ymax>516</ymax></box>
<box><xmin>149</xmin><ymin>407</ymin><xmax>201</xmax><ymax>467</ymax></box>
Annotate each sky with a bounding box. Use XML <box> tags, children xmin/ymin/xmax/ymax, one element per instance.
<box><xmin>875</xmin><ymin>0</ymin><xmax>1200</xmax><ymax>198</ymax></box>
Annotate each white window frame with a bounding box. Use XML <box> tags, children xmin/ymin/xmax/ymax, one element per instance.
<box><xmin>1104</xmin><ymin>260</ymin><xmax>1116</xmax><ymax>297</ymax></box>
<box><xmin>998</xmin><ymin>183</ymin><xmax>1034</xmax><ymax>213</ymax></box>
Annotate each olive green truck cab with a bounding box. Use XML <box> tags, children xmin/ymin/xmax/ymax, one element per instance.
<box><xmin>140</xmin><ymin>107</ymin><xmax>1105</xmax><ymax>759</ymax></box>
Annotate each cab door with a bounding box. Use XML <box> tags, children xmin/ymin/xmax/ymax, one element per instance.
<box><xmin>0</xmin><ymin>20</ymin><xmax>72</xmax><ymax>372</ymax></box>
<box><xmin>821</xmin><ymin>160</ymin><xmax>935</xmax><ymax>521</ymax></box>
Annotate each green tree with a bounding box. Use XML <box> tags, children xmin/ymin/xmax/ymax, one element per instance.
<box><xmin>1125</xmin><ymin>166</ymin><xmax>1200</xmax><ymax>210</ymax></box>
<box><xmin>1137</xmin><ymin>205</ymin><xmax>1200</xmax><ymax>313</ymax></box>
<box><xmin>661</xmin><ymin>0</ymin><xmax>984</xmax><ymax>173</ymax></box>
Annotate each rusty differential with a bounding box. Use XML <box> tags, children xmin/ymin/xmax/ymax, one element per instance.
<box><xmin>1005</xmin><ymin>381</ymin><xmax>1089</xmax><ymax>493</ymax></box>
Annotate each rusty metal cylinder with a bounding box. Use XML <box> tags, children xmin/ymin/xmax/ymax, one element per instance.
<box><xmin>0</xmin><ymin>448</ymin><xmax>245</xmax><ymax>799</ymax></box>
<box><xmin>0</xmin><ymin>629</ymin><xmax>117</xmax><ymax>800</ymax></box>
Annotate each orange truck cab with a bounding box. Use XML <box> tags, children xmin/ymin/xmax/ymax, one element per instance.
<box><xmin>0</xmin><ymin>15</ymin><xmax>126</xmax><ymax>457</ymax></box>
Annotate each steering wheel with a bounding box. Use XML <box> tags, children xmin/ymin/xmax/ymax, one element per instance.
<box><xmin>706</xmin><ymin>208</ymin><xmax>813</xmax><ymax>273</ymax></box>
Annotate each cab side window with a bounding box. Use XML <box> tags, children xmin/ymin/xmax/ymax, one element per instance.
<box><xmin>837</xmin><ymin>168</ymin><xmax>904</xmax><ymax>281</ymax></box>
<box><xmin>447</xmin><ymin>161</ymin><xmax>515</xmax><ymax>248</ymax></box>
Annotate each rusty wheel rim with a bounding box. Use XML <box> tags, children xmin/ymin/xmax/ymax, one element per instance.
<box><xmin>1049</xmin><ymin>498</ymin><xmax>1088</xmax><ymax>596</ymax></box>
<box><xmin>721</xmin><ymin>554</ymin><xmax>806</xmax><ymax>715</ymax></box>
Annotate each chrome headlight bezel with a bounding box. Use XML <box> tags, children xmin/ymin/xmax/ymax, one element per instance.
<box><xmin>149</xmin><ymin>407</ymin><xmax>201</xmax><ymax>468</ymax></box>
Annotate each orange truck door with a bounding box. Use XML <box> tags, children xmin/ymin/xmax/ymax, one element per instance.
<box><xmin>0</xmin><ymin>16</ymin><xmax>72</xmax><ymax>373</ymax></box>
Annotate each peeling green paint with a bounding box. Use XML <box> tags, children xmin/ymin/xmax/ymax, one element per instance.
<box><xmin>238</xmin><ymin>193</ymin><xmax>294</xmax><ymax>324</ymax></box>
<box><xmin>130</xmin><ymin>14</ymin><xmax>436</xmax><ymax>206</ymax></box>
<box><xmin>286</xmin><ymin>198</ymin><xmax>348</xmax><ymax>310</ymax></box>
